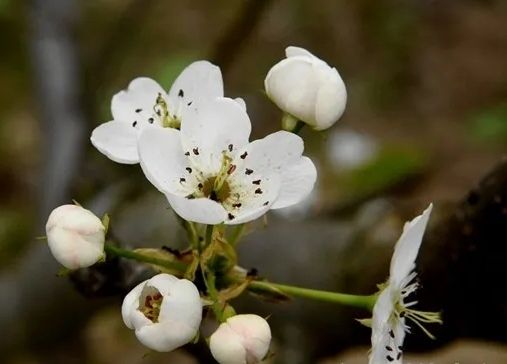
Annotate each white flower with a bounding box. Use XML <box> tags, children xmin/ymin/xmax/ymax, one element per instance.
<box><xmin>369</xmin><ymin>204</ymin><xmax>441</xmax><ymax>364</ymax></box>
<box><xmin>91</xmin><ymin>61</ymin><xmax>224</xmax><ymax>164</ymax></box>
<box><xmin>138</xmin><ymin>97</ymin><xmax>317</xmax><ymax>225</ymax></box>
<box><xmin>209</xmin><ymin>314</ymin><xmax>271</xmax><ymax>364</ymax></box>
<box><xmin>45</xmin><ymin>204</ymin><xmax>105</xmax><ymax>269</ymax></box>
<box><xmin>264</xmin><ymin>46</ymin><xmax>347</xmax><ymax>131</ymax></box>
<box><xmin>121</xmin><ymin>273</ymin><xmax>202</xmax><ymax>352</ymax></box>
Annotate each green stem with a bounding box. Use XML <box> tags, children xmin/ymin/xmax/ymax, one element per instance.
<box><xmin>248</xmin><ymin>280</ymin><xmax>376</xmax><ymax>311</ymax></box>
<box><xmin>290</xmin><ymin>120</ymin><xmax>306</xmax><ymax>135</ymax></box>
<box><xmin>281</xmin><ymin>113</ymin><xmax>305</xmax><ymax>135</ymax></box>
<box><xmin>204</xmin><ymin>224</ymin><xmax>214</xmax><ymax>249</ymax></box>
<box><xmin>104</xmin><ymin>244</ymin><xmax>187</xmax><ymax>272</ymax></box>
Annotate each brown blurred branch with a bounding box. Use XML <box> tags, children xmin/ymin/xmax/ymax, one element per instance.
<box><xmin>209</xmin><ymin>0</ymin><xmax>273</xmax><ymax>75</ymax></box>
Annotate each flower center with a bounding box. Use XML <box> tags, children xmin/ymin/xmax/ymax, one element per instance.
<box><xmin>139</xmin><ymin>286</ymin><xmax>164</xmax><ymax>323</ymax></box>
<box><xmin>154</xmin><ymin>93</ymin><xmax>181</xmax><ymax>129</ymax></box>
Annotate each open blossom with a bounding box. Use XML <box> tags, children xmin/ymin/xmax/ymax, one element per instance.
<box><xmin>91</xmin><ymin>61</ymin><xmax>223</xmax><ymax>164</ymax></box>
<box><xmin>369</xmin><ymin>204</ymin><xmax>441</xmax><ymax>364</ymax></box>
<box><xmin>46</xmin><ymin>204</ymin><xmax>105</xmax><ymax>269</ymax></box>
<box><xmin>210</xmin><ymin>314</ymin><xmax>271</xmax><ymax>364</ymax></box>
<box><xmin>121</xmin><ymin>273</ymin><xmax>202</xmax><ymax>352</ymax></box>
<box><xmin>265</xmin><ymin>46</ymin><xmax>347</xmax><ymax>131</ymax></box>
<box><xmin>138</xmin><ymin>97</ymin><xmax>317</xmax><ymax>225</ymax></box>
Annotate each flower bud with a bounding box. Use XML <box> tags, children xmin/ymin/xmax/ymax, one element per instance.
<box><xmin>265</xmin><ymin>46</ymin><xmax>347</xmax><ymax>131</ymax></box>
<box><xmin>121</xmin><ymin>273</ymin><xmax>202</xmax><ymax>352</ymax></box>
<box><xmin>46</xmin><ymin>204</ymin><xmax>105</xmax><ymax>269</ymax></box>
<box><xmin>210</xmin><ymin>314</ymin><xmax>271</xmax><ymax>364</ymax></box>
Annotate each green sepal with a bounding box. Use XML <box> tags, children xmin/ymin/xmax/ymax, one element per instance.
<box><xmin>56</xmin><ymin>267</ymin><xmax>72</xmax><ymax>277</ymax></box>
<box><xmin>101</xmin><ymin>213</ymin><xmax>110</xmax><ymax>235</ymax></box>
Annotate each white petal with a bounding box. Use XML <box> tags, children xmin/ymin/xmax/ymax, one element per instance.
<box><xmin>234</xmin><ymin>97</ymin><xmax>247</xmax><ymax>111</ymax></box>
<box><xmin>314</xmin><ymin>69</ymin><xmax>347</xmax><ymax>130</ymax></box>
<box><xmin>227</xmin><ymin>314</ymin><xmax>271</xmax><ymax>361</ymax></box>
<box><xmin>271</xmin><ymin>156</ymin><xmax>317</xmax><ymax>209</ymax></box>
<box><xmin>265</xmin><ymin>56</ymin><xmax>319</xmax><ymax>125</ymax></box>
<box><xmin>285</xmin><ymin>46</ymin><xmax>315</xmax><ymax>59</ymax></box>
<box><xmin>121</xmin><ymin>281</ymin><xmax>146</xmax><ymax>329</ymax></box>
<box><xmin>210</xmin><ymin>323</ymin><xmax>247</xmax><ymax>364</ymax></box>
<box><xmin>159</xmin><ymin>279</ymin><xmax>202</xmax><ymax>330</ymax></box>
<box><xmin>370</xmin><ymin>289</ymin><xmax>405</xmax><ymax>364</ymax></box>
<box><xmin>146</xmin><ymin>273</ymin><xmax>179</xmax><ymax>295</ymax></box>
<box><xmin>111</xmin><ymin>77</ymin><xmax>166</xmax><ymax>123</ymax></box>
<box><xmin>181</xmin><ymin>98</ymin><xmax>251</xmax><ymax>174</ymax></box>
<box><xmin>235</xmin><ymin>131</ymin><xmax>304</xmax><ymax>176</ymax></box>
<box><xmin>135</xmin><ymin>319</ymin><xmax>198</xmax><ymax>352</ymax></box>
<box><xmin>389</xmin><ymin>204</ymin><xmax>433</xmax><ymax>287</ymax></box>
<box><xmin>166</xmin><ymin>193</ymin><xmax>227</xmax><ymax>224</ymax></box>
<box><xmin>138</xmin><ymin>126</ymin><xmax>187</xmax><ymax>195</ymax></box>
<box><xmin>90</xmin><ymin>121</ymin><xmax>139</xmax><ymax>164</ymax></box>
<box><xmin>168</xmin><ymin>60</ymin><xmax>223</xmax><ymax>105</ymax></box>
<box><xmin>226</xmin><ymin>174</ymin><xmax>281</xmax><ymax>225</ymax></box>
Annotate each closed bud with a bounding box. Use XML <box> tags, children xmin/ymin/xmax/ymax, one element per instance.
<box><xmin>46</xmin><ymin>204</ymin><xmax>105</xmax><ymax>269</ymax></box>
<box><xmin>210</xmin><ymin>314</ymin><xmax>271</xmax><ymax>364</ymax></box>
<box><xmin>265</xmin><ymin>46</ymin><xmax>347</xmax><ymax>131</ymax></box>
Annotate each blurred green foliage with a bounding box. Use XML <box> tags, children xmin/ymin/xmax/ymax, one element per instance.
<box><xmin>468</xmin><ymin>104</ymin><xmax>507</xmax><ymax>145</ymax></box>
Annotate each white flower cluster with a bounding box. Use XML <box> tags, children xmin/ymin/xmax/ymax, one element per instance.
<box><xmin>43</xmin><ymin>45</ymin><xmax>438</xmax><ymax>364</ymax></box>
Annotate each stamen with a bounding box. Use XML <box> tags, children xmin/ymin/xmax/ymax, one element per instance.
<box><xmin>186</xmin><ymin>167</ymin><xmax>192</xmax><ymax>173</ymax></box>
<box><xmin>227</xmin><ymin>164</ymin><xmax>236</xmax><ymax>174</ymax></box>
<box><xmin>178</xmin><ymin>89</ymin><xmax>184</xmax><ymax>97</ymax></box>
<box><xmin>255</xmin><ymin>188</ymin><xmax>263</xmax><ymax>194</ymax></box>
<box><xmin>389</xmin><ymin>330</ymin><xmax>394</xmax><ymax>338</ymax></box>
<box><xmin>187</xmin><ymin>101</ymin><xmax>192</xmax><ymax>106</ymax></box>
<box><xmin>185</xmin><ymin>151</ymin><xmax>190</xmax><ymax>156</ymax></box>
<box><xmin>135</xmin><ymin>108</ymin><xmax>142</xmax><ymax>113</ymax></box>
<box><xmin>245</xmin><ymin>168</ymin><xmax>253</xmax><ymax>175</ymax></box>
<box><xmin>180</xmin><ymin>178</ymin><xmax>186</xmax><ymax>183</ymax></box>
<box><xmin>385</xmin><ymin>346</ymin><xmax>392</xmax><ymax>351</ymax></box>
<box><xmin>232</xmin><ymin>203</ymin><xmax>242</xmax><ymax>208</ymax></box>
<box><xmin>198</xmin><ymin>183</ymin><xmax>203</xmax><ymax>189</ymax></box>
<box><xmin>252</xmin><ymin>179</ymin><xmax>261</xmax><ymax>185</ymax></box>
<box><xmin>193</xmin><ymin>147</ymin><xmax>199</xmax><ymax>155</ymax></box>
<box><xmin>263</xmin><ymin>201</ymin><xmax>269</xmax><ymax>206</ymax></box>
<box><xmin>228</xmin><ymin>144</ymin><xmax>233</xmax><ymax>152</ymax></box>
<box><xmin>386</xmin><ymin>355</ymin><xmax>394</xmax><ymax>362</ymax></box>
<box><xmin>240</xmin><ymin>151</ymin><xmax>248</xmax><ymax>159</ymax></box>
<box><xmin>148</xmin><ymin>117</ymin><xmax>154</xmax><ymax>123</ymax></box>
<box><xmin>228</xmin><ymin>213</ymin><xmax>235</xmax><ymax>220</ymax></box>
<box><xmin>132</xmin><ymin>121</ymin><xmax>137</xmax><ymax>127</ymax></box>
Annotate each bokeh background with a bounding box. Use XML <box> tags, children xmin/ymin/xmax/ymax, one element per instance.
<box><xmin>1</xmin><ymin>0</ymin><xmax>507</xmax><ymax>363</ymax></box>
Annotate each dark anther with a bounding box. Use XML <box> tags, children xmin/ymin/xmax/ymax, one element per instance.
<box><xmin>185</xmin><ymin>151</ymin><xmax>190</xmax><ymax>156</ymax></box>
<box><xmin>240</xmin><ymin>151</ymin><xmax>248</xmax><ymax>159</ymax></box>
<box><xmin>245</xmin><ymin>168</ymin><xmax>253</xmax><ymax>175</ymax></box>
<box><xmin>386</xmin><ymin>355</ymin><xmax>394</xmax><ymax>362</ymax></box>
<box><xmin>389</xmin><ymin>330</ymin><xmax>394</xmax><ymax>338</ymax></box>
<box><xmin>186</xmin><ymin>194</ymin><xmax>195</xmax><ymax>199</ymax></box>
<box><xmin>193</xmin><ymin>147</ymin><xmax>199</xmax><ymax>155</ymax></box>
<box><xmin>135</xmin><ymin>108</ymin><xmax>142</xmax><ymax>113</ymax></box>
<box><xmin>178</xmin><ymin>89</ymin><xmax>184</xmax><ymax>97</ymax></box>
<box><xmin>400</xmin><ymin>311</ymin><xmax>405</xmax><ymax>318</ymax></box>
<box><xmin>180</xmin><ymin>178</ymin><xmax>186</xmax><ymax>183</ymax></box>
<box><xmin>252</xmin><ymin>179</ymin><xmax>261</xmax><ymax>185</ymax></box>
<box><xmin>228</xmin><ymin>213</ymin><xmax>235</xmax><ymax>220</ymax></box>
<box><xmin>132</xmin><ymin>121</ymin><xmax>138</xmax><ymax>127</ymax></box>
<box><xmin>228</xmin><ymin>144</ymin><xmax>233</xmax><ymax>152</ymax></box>
<box><xmin>186</xmin><ymin>167</ymin><xmax>192</xmax><ymax>173</ymax></box>
<box><xmin>263</xmin><ymin>201</ymin><xmax>269</xmax><ymax>206</ymax></box>
<box><xmin>398</xmin><ymin>346</ymin><xmax>403</xmax><ymax>351</ymax></box>
<box><xmin>227</xmin><ymin>164</ymin><xmax>237</xmax><ymax>174</ymax></box>
<box><xmin>397</xmin><ymin>353</ymin><xmax>402</xmax><ymax>360</ymax></box>
<box><xmin>210</xmin><ymin>191</ymin><xmax>218</xmax><ymax>201</ymax></box>
<box><xmin>198</xmin><ymin>183</ymin><xmax>203</xmax><ymax>189</ymax></box>
<box><xmin>255</xmin><ymin>188</ymin><xmax>263</xmax><ymax>194</ymax></box>
<box><xmin>247</xmin><ymin>268</ymin><xmax>258</xmax><ymax>277</ymax></box>
<box><xmin>187</xmin><ymin>101</ymin><xmax>192</xmax><ymax>106</ymax></box>
<box><xmin>385</xmin><ymin>346</ymin><xmax>393</xmax><ymax>351</ymax></box>
<box><xmin>148</xmin><ymin>117</ymin><xmax>154</xmax><ymax>123</ymax></box>
<box><xmin>156</xmin><ymin>110</ymin><xmax>161</xmax><ymax>116</ymax></box>
<box><xmin>232</xmin><ymin>203</ymin><xmax>242</xmax><ymax>208</ymax></box>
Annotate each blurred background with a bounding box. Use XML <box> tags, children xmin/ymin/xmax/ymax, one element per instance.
<box><xmin>1</xmin><ymin>0</ymin><xmax>507</xmax><ymax>363</ymax></box>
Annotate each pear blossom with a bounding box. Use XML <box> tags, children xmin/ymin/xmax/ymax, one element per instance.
<box><xmin>265</xmin><ymin>46</ymin><xmax>347</xmax><ymax>131</ymax></box>
<box><xmin>91</xmin><ymin>61</ymin><xmax>223</xmax><ymax>164</ymax></box>
<box><xmin>138</xmin><ymin>97</ymin><xmax>317</xmax><ymax>225</ymax></box>
<box><xmin>369</xmin><ymin>204</ymin><xmax>441</xmax><ymax>364</ymax></box>
<box><xmin>209</xmin><ymin>314</ymin><xmax>271</xmax><ymax>364</ymax></box>
<box><xmin>46</xmin><ymin>204</ymin><xmax>105</xmax><ymax>269</ymax></box>
<box><xmin>121</xmin><ymin>273</ymin><xmax>202</xmax><ymax>352</ymax></box>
